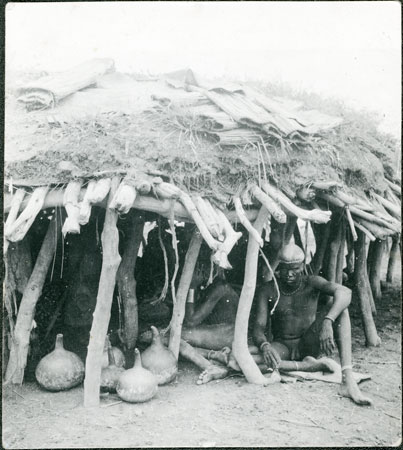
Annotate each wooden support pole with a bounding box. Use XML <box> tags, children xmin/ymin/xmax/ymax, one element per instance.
<box><xmin>84</xmin><ymin>177</ymin><xmax>121</xmax><ymax>408</ymax></box>
<box><xmin>325</xmin><ymin>216</ymin><xmax>343</xmax><ymax>284</ymax></box>
<box><xmin>5</xmin><ymin>216</ymin><xmax>61</xmax><ymax>384</ymax></box>
<box><xmin>386</xmin><ymin>235</ymin><xmax>400</xmax><ymax>283</ymax></box>
<box><xmin>336</xmin><ymin>220</ymin><xmax>346</xmax><ymax>284</ymax></box>
<box><xmin>117</xmin><ymin>210</ymin><xmax>145</xmax><ymax>359</ymax></box>
<box><xmin>353</xmin><ymin>230</ymin><xmax>381</xmax><ymax>347</ymax></box>
<box><xmin>232</xmin><ymin>206</ymin><xmax>270</xmax><ymax>385</ymax></box>
<box><xmin>368</xmin><ymin>239</ymin><xmax>385</xmax><ymax>302</ymax></box>
<box><xmin>168</xmin><ymin>229</ymin><xmax>203</xmax><ymax>360</ymax></box>
<box><xmin>345</xmin><ymin>233</ymin><xmax>355</xmax><ymax>277</ymax></box>
<box><xmin>311</xmin><ymin>222</ymin><xmax>331</xmax><ymax>276</ymax></box>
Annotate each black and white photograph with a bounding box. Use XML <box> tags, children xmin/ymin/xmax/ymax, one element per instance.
<box><xmin>2</xmin><ymin>1</ymin><xmax>401</xmax><ymax>448</ymax></box>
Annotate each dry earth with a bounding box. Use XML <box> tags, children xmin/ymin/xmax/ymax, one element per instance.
<box><xmin>2</xmin><ymin>279</ymin><xmax>401</xmax><ymax>448</ymax></box>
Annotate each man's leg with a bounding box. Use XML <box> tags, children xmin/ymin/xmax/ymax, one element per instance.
<box><xmin>334</xmin><ymin>309</ymin><xmax>372</xmax><ymax>405</ymax></box>
<box><xmin>181</xmin><ymin>323</ymin><xmax>234</xmax><ymax>350</ymax></box>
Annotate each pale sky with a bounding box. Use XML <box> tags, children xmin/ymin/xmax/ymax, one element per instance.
<box><xmin>5</xmin><ymin>1</ymin><xmax>401</xmax><ymax>137</ymax></box>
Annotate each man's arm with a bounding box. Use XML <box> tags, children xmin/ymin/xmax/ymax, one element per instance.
<box><xmin>309</xmin><ymin>275</ymin><xmax>351</xmax><ymax>320</ymax></box>
<box><xmin>308</xmin><ymin>275</ymin><xmax>352</xmax><ymax>356</ymax></box>
<box><xmin>253</xmin><ymin>284</ymin><xmax>282</xmax><ymax>368</ymax></box>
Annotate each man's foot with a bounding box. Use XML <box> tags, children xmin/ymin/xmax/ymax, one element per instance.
<box><xmin>338</xmin><ymin>371</ymin><xmax>372</xmax><ymax>406</ymax></box>
<box><xmin>208</xmin><ymin>347</ymin><xmax>231</xmax><ymax>365</ymax></box>
<box><xmin>197</xmin><ymin>364</ymin><xmax>230</xmax><ymax>385</ymax></box>
<box><xmin>302</xmin><ymin>356</ymin><xmax>339</xmax><ymax>373</ymax></box>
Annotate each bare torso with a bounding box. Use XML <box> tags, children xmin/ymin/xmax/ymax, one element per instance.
<box><xmin>265</xmin><ymin>277</ymin><xmax>320</xmax><ymax>341</ymax></box>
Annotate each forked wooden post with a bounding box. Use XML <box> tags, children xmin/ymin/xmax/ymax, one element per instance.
<box><xmin>84</xmin><ymin>177</ymin><xmax>121</xmax><ymax>407</ymax></box>
<box><xmin>168</xmin><ymin>229</ymin><xmax>203</xmax><ymax>360</ymax></box>
<box><xmin>232</xmin><ymin>206</ymin><xmax>270</xmax><ymax>384</ymax></box>
<box><xmin>117</xmin><ymin>211</ymin><xmax>145</xmax><ymax>357</ymax></box>
<box><xmin>353</xmin><ymin>230</ymin><xmax>381</xmax><ymax>347</ymax></box>
<box><xmin>5</xmin><ymin>216</ymin><xmax>61</xmax><ymax>384</ymax></box>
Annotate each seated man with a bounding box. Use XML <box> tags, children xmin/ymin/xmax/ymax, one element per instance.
<box><xmin>197</xmin><ymin>243</ymin><xmax>372</xmax><ymax>406</ymax></box>
<box><xmin>184</xmin><ymin>262</ymin><xmax>239</xmax><ymax>328</ymax></box>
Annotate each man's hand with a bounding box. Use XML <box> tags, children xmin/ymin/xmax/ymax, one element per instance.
<box><xmin>319</xmin><ymin>319</ymin><xmax>335</xmax><ymax>356</ymax></box>
<box><xmin>261</xmin><ymin>343</ymin><xmax>281</xmax><ymax>369</ymax></box>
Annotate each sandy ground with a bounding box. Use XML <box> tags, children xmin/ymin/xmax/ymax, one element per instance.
<box><xmin>2</xmin><ymin>280</ymin><xmax>401</xmax><ymax>448</ymax></box>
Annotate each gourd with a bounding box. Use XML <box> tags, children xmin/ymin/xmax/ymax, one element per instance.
<box><xmin>35</xmin><ymin>334</ymin><xmax>84</xmax><ymax>391</ymax></box>
<box><xmin>141</xmin><ymin>326</ymin><xmax>178</xmax><ymax>385</ymax></box>
<box><xmin>102</xmin><ymin>344</ymin><xmax>125</xmax><ymax>369</ymax></box>
<box><xmin>100</xmin><ymin>337</ymin><xmax>125</xmax><ymax>392</ymax></box>
<box><xmin>116</xmin><ymin>348</ymin><xmax>158</xmax><ymax>403</ymax></box>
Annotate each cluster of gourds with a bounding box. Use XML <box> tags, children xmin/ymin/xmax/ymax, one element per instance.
<box><xmin>35</xmin><ymin>325</ymin><xmax>177</xmax><ymax>403</ymax></box>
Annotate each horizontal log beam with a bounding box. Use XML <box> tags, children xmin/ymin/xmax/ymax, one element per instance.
<box><xmin>4</xmin><ymin>189</ymin><xmax>258</xmax><ymax>224</ymax></box>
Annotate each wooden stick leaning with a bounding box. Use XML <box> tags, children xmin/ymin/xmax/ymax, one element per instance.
<box><xmin>371</xmin><ymin>192</ymin><xmax>401</xmax><ymax>220</ymax></box>
<box><xmin>345</xmin><ymin>207</ymin><xmax>358</xmax><ymax>241</ymax></box>
<box><xmin>335</xmin><ymin>190</ymin><xmax>375</xmax><ymax>212</ymax></box>
<box><xmin>4</xmin><ymin>189</ymin><xmax>26</xmax><ymax>253</ymax></box>
<box><xmin>250</xmin><ymin>185</ymin><xmax>286</xmax><ymax>223</ymax></box>
<box><xmin>153</xmin><ymin>181</ymin><xmax>219</xmax><ymax>251</ymax></box>
<box><xmin>386</xmin><ymin>179</ymin><xmax>401</xmax><ymax>197</ymax></box>
<box><xmin>354</xmin><ymin>217</ymin><xmax>393</xmax><ymax>241</ymax></box>
<box><xmin>84</xmin><ymin>177</ymin><xmax>121</xmax><ymax>408</ymax></box>
<box><xmin>262</xmin><ymin>183</ymin><xmax>331</xmax><ymax>224</ymax></box>
<box><xmin>353</xmin><ymin>220</ymin><xmax>376</xmax><ymax>242</ymax></box>
<box><xmin>233</xmin><ymin>196</ymin><xmax>264</xmax><ymax>247</ymax></box>
<box><xmin>193</xmin><ymin>196</ymin><xmax>221</xmax><ymax>240</ymax></box>
<box><xmin>5</xmin><ymin>216</ymin><xmax>61</xmax><ymax>384</ymax></box>
<box><xmin>318</xmin><ymin>192</ymin><xmax>398</xmax><ymax>233</ymax></box>
<box><xmin>5</xmin><ymin>187</ymin><xmax>49</xmax><ymax>242</ymax></box>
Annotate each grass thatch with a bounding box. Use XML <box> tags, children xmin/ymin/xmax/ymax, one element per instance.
<box><xmin>5</xmin><ymin>73</ymin><xmax>400</xmax><ymax>206</ymax></box>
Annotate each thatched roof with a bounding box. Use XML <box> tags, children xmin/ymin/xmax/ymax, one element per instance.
<box><xmin>5</xmin><ymin>61</ymin><xmax>399</xmax><ymax>209</ymax></box>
